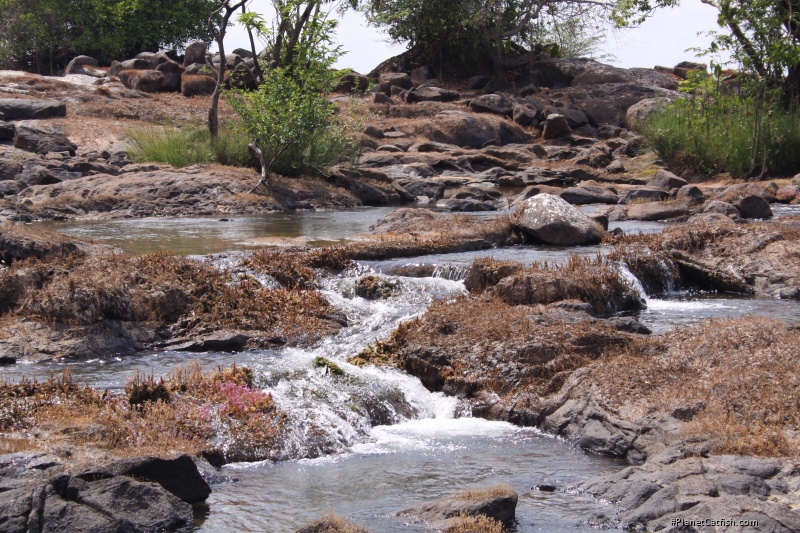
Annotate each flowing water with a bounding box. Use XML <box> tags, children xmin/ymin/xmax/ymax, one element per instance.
<box><xmin>12</xmin><ymin>208</ymin><xmax>800</xmax><ymax>531</ymax></box>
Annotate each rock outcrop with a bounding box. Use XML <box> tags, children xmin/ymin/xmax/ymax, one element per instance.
<box><xmin>517</xmin><ymin>194</ymin><xmax>604</xmax><ymax>245</ymax></box>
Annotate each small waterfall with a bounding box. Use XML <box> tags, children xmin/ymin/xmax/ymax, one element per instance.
<box><xmin>615</xmin><ymin>262</ymin><xmax>650</xmax><ymax>304</ymax></box>
<box><xmin>258</xmin><ymin>273</ymin><xmax>469</xmax><ymax>460</ymax></box>
<box><xmin>432</xmin><ymin>263</ymin><xmax>468</xmax><ymax>281</ymax></box>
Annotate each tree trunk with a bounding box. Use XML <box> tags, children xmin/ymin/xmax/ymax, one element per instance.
<box><xmin>208</xmin><ymin>1</ymin><xmax>247</xmax><ymax>139</ymax></box>
<box><xmin>242</xmin><ymin>3</ymin><xmax>264</xmax><ymax>84</ymax></box>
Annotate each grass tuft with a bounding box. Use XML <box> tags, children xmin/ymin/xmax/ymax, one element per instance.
<box><xmin>127</xmin><ymin>125</ymin><xmax>253</xmax><ymax>168</ymax></box>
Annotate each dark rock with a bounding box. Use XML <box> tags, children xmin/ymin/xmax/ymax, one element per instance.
<box><xmin>0</xmin><ymin>180</ymin><xmax>27</xmax><ymax>196</ymax></box>
<box><xmin>469</xmin><ymin>94</ymin><xmax>513</xmax><ymax>117</ymax></box>
<box><xmin>627</xmin><ymin>201</ymin><xmax>690</xmax><ymax>221</ymax></box>
<box><xmin>379</xmin><ymin>72</ymin><xmax>414</xmax><ymax>93</ymax></box>
<box><xmin>542</xmin><ymin>114</ymin><xmax>571</xmax><ymax>139</ymax></box>
<box><xmin>14</xmin><ymin>126</ymin><xmax>77</xmax><ymax>156</ymax></box>
<box><xmin>64</xmin><ymin>55</ymin><xmax>98</xmax><ymax>75</ymax></box>
<box><xmin>676</xmin><ymin>184</ymin><xmax>705</xmax><ymax>203</ymax></box>
<box><xmin>0</xmin><ymin>99</ymin><xmax>66</xmax><ymax>120</ymax></box>
<box><xmin>0</xmin><ymin>158</ymin><xmax>23</xmax><ymax>180</ymax></box>
<box><xmin>519</xmin><ymin>84</ymin><xmax>539</xmax><ymax>97</ymax></box>
<box><xmin>736</xmin><ymin>195</ymin><xmax>773</xmax><ymax>219</ymax></box>
<box><xmin>702</xmin><ymin>200</ymin><xmax>740</xmax><ymax>219</ymax></box>
<box><xmin>118</xmin><ymin>69</ymin><xmax>165</xmax><ymax>92</ymax></box>
<box><xmin>18</xmin><ymin>165</ymin><xmax>61</xmax><ymax>185</ymax></box>
<box><xmin>155</xmin><ymin>61</ymin><xmax>185</xmax><ymax>92</ymax></box>
<box><xmin>106</xmin><ymin>455</ymin><xmax>211</xmax><ymax>504</ymax></box>
<box><xmin>512</xmin><ymin>104</ymin><xmax>538</xmax><ymax>126</ymax></box>
<box><xmin>447</xmin><ymin>199</ymin><xmax>498</xmax><ymax>212</ymax></box>
<box><xmin>560</xmin><ymin>186</ymin><xmax>618</xmax><ymax>205</ymax></box>
<box><xmin>373</xmin><ymin>93</ymin><xmax>393</xmax><ymax>105</ymax></box>
<box><xmin>467</xmin><ymin>76</ymin><xmax>490</xmax><ymax>90</ymax></box>
<box><xmin>648</xmin><ymin>170</ymin><xmax>688</xmax><ymax>191</ymax></box>
<box><xmin>405</xmin><ymin>86</ymin><xmax>460</xmax><ymax>103</ymax></box>
<box><xmin>334</xmin><ymin>175</ymin><xmax>397</xmax><ymax>206</ymax></box>
<box><xmin>394</xmin><ymin>486</ymin><xmax>518</xmax><ymax>527</ymax></box>
<box><xmin>574</xmin><ymin>147</ymin><xmax>611</xmax><ymax>168</ymax></box>
<box><xmin>397</xmin><ymin>179</ymin><xmax>446</xmax><ymax>201</ymax></box>
<box><xmin>0</xmin><ymin>121</ymin><xmax>15</xmax><ymax>140</ymax></box>
<box><xmin>183</xmin><ymin>41</ymin><xmax>206</xmax><ymax>67</ymax></box>
<box><xmin>518</xmin><ymin>194</ymin><xmax>604</xmax><ymax>245</ymax></box>
<box><xmin>423</xmin><ymin>110</ymin><xmax>531</xmax><ymax>148</ymax></box>
<box><xmin>335</xmin><ymin>71</ymin><xmax>370</xmax><ymax>93</ymax></box>
<box><xmin>181</xmin><ymin>74</ymin><xmax>217</xmax><ymax>97</ymax></box>
<box><xmin>483</xmin><ymin>78</ymin><xmax>512</xmax><ymax>94</ymax></box>
<box><xmin>232</xmin><ymin>47</ymin><xmax>254</xmax><ymax>59</ymax></box>
<box><xmin>620</xmin><ymin>187</ymin><xmax>670</xmax><ymax>204</ymax></box>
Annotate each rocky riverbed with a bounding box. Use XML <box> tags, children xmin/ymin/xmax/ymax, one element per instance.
<box><xmin>2</xmin><ymin>53</ymin><xmax>800</xmax><ymax>532</ymax></box>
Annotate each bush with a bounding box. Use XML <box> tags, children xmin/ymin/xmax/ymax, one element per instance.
<box><xmin>127</xmin><ymin>126</ymin><xmax>253</xmax><ymax>168</ymax></box>
<box><xmin>639</xmin><ymin>90</ymin><xmax>800</xmax><ymax>178</ymax></box>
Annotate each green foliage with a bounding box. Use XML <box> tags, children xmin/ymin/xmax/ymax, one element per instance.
<box><xmin>0</xmin><ymin>0</ymin><xmax>216</xmax><ymax>73</ymax></box>
<box><xmin>360</xmin><ymin>0</ymin><xmax>609</xmax><ymax>76</ymax></box>
<box><xmin>638</xmin><ymin>88</ymin><xmax>800</xmax><ymax>178</ymax></box>
<box><xmin>227</xmin><ymin>8</ymin><xmax>358</xmax><ymax>183</ymax></box>
<box><xmin>128</xmin><ymin>126</ymin><xmax>253</xmax><ymax>168</ymax></box>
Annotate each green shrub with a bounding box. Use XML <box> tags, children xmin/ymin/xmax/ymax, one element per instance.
<box><xmin>127</xmin><ymin>126</ymin><xmax>252</xmax><ymax>168</ymax></box>
<box><xmin>639</xmin><ymin>92</ymin><xmax>800</xmax><ymax>178</ymax></box>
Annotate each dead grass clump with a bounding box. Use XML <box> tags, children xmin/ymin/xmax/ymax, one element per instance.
<box><xmin>5</xmin><ymin>251</ymin><xmax>341</xmax><ymax>343</ymax></box>
<box><xmin>0</xmin><ymin>364</ymin><xmax>284</xmax><ymax>460</ymax></box>
<box><xmin>0</xmin><ymin>223</ymin><xmax>88</xmax><ymax>264</ymax></box>
<box><xmin>463</xmin><ymin>258</ymin><xmax>523</xmax><ymax>293</ymax></box>
<box><xmin>445</xmin><ymin>513</ymin><xmax>504</xmax><ymax>533</ymax></box>
<box><xmin>248</xmin><ymin>247</ymin><xmax>353</xmax><ymax>288</ymax></box>
<box><xmin>594</xmin><ymin>317</ymin><xmax>800</xmax><ymax>457</ymax></box>
<box><xmin>297</xmin><ymin>513</ymin><xmax>370</xmax><ymax>533</ymax></box>
<box><xmin>453</xmin><ymin>484</ymin><xmax>516</xmax><ymax>502</ymax></box>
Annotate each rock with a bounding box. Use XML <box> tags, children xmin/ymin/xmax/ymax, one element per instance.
<box><xmin>561</xmin><ymin>108</ymin><xmax>590</xmax><ymax>128</ymax></box>
<box><xmin>736</xmin><ymin>194</ymin><xmax>773</xmax><ymax>219</ymax></box>
<box><xmin>467</xmin><ymin>75</ymin><xmax>490</xmax><ymax>90</ymax></box>
<box><xmin>776</xmin><ymin>185</ymin><xmax>800</xmax><ymax>203</ymax></box>
<box><xmin>447</xmin><ymin>199</ymin><xmax>498</xmax><ymax>212</ymax></box>
<box><xmin>334</xmin><ymin>175</ymin><xmax>398</xmax><ymax>206</ymax></box>
<box><xmin>64</xmin><ymin>55</ymin><xmax>98</xmax><ymax>75</ymax></box>
<box><xmin>0</xmin><ymin>121</ymin><xmax>14</xmax><ymax>140</ymax></box>
<box><xmin>379</xmin><ymin>72</ymin><xmax>414</xmax><ymax>93</ymax></box>
<box><xmin>626</xmin><ymin>201</ymin><xmax>690</xmax><ymax>221</ymax></box>
<box><xmin>0</xmin><ymin>180</ymin><xmax>26</xmax><ymax>196</ymax></box>
<box><xmin>676</xmin><ymin>184</ymin><xmax>705</xmax><ymax>203</ymax></box>
<box><xmin>574</xmin><ymin>147</ymin><xmax>611</xmax><ymax>168</ymax></box>
<box><xmin>422</xmin><ymin>110</ymin><xmax>531</xmax><ymax>148</ymax></box>
<box><xmin>518</xmin><ymin>194</ymin><xmax>604</xmax><ymax>245</ymax></box>
<box><xmin>232</xmin><ymin>47</ymin><xmax>254</xmax><ymax>59</ymax></box>
<box><xmin>0</xmin><ymin>158</ymin><xmax>23</xmax><ymax>180</ymax></box>
<box><xmin>469</xmin><ymin>94</ymin><xmax>513</xmax><ymax>117</ymax></box>
<box><xmin>0</xmin><ymin>99</ymin><xmax>66</xmax><ymax>120</ymax></box>
<box><xmin>394</xmin><ymin>486</ymin><xmax>518</xmax><ymax>527</ymax></box>
<box><xmin>702</xmin><ymin>200</ymin><xmax>740</xmax><ymax>219</ymax></box>
<box><xmin>118</xmin><ymin>69</ymin><xmax>165</xmax><ymax>92</ymax></box>
<box><xmin>13</xmin><ymin>126</ymin><xmax>77</xmax><ymax>155</ymax></box>
<box><xmin>297</xmin><ymin>516</ymin><xmax>369</xmax><ymax>533</ymax></box>
<box><xmin>626</xmin><ymin>98</ymin><xmax>669</xmax><ymax>128</ymax></box>
<box><xmin>397</xmin><ymin>179</ymin><xmax>446</xmax><ymax>201</ymax></box>
<box><xmin>542</xmin><ymin>114</ymin><xmax>571</xmax><ymax>139</ymax></box>
<box><xmin>483</xmin><ymin>78</ymin><xmax>512</xmax><ymax>94</ymax></box>
<box><xmin>405</xmin><ymin>86</ymin><xmax>460</xmax><ymax>103</ymax></box>
<box><xmin>354</xmin><ymin>275</ymin><xmax>401</xmax><ymax>299</ymax></box>
<box><xmin>686</xmin><ymin>212</ymin><xmax>736</xmax><ymax>226</ymax></box>
<box><xmin>105</xmin><ymin>455</ymin><xmax>211</xmax><ymax>504</ymax></box>
<box><xmin>792</xmin><ymin>174</ymin><xmax>800</xmax><ymax>187</ymax></box>
<box><xmin>620</xmin><ymin>187</ymin><xmax>670</xmax><ymax>204</ymax></box>
<box><xmin>155</xmin><ymin>61</ymin><xmax>185</xmax><ymax>92</ymax></box>
<box><xmin>229</xmin><ymin>63</ymin><xmax>257</xmax><ymax>91</ymax></box>
<box><xmin>184</xmin><ymin>42</ymin><xmax>207</xmax><ymax>67</ymax></box>
<box><xmin>518</xmin><ymin>84</ymin><xmax>539</xmax><ymax>97</ymax></box>
<box><xmin>181</xmin><ymin>74</ymin><xmax>217</xmax><ymax>97</ymax></box>
<box><xmin>335</xmin><ymin>71</ymin><xmax>370</xmax><ymax>93</ymax></box>
<box><xmin>648</xmin><ymin>170</ymin><xmax>688</xmax><ymax>191</ymax></box>
<box><xmin>373</xmin><ymin>93</ymin><xmax>393</xmax><ymax>105</ymax></box>
<box><xmin>108</xmin><ymin>58</ymin><xmax>152</xmax><ymax>76</ymax></box>
<box><xmin>18</xmin><ymin>165</ymin><xmax>61</xmax><ymax>185</ymax></box>
<box><xmin>560</xmin><ymin>186</ymin><xmax>618</xmax><ymax>205</ymax></box>
<box><xmin>369</xmin><ymin>208</ymin><xmax>442</xmax><ymax>233</ymax></box>
<box><xmin>512</xmin><ymin>104</ymin><xmax>538</xmax><ymax>126</ymax></box>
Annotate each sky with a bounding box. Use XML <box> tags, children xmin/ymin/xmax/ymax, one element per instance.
<box><xmin>220</xmin><ymin>1</ymin><xmax>732</xmax><ymax>74</ymax></box>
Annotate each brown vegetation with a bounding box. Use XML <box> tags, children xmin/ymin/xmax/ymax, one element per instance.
<box><xmin>296</xmin><ymin>514</ymin><xmax>370</xmax><ymax>533</ymax></box>
<box><xmin>445</xmin><ymin>514</ymin><xmax>504</xmax><ymax>533</ymax></box>
<box><xmin>0</xmin><ymin>364</ymin><xmax>284</xmax><ymax>462</ymax></box>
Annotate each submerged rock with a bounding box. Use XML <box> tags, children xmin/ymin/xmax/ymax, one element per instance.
<box><xmin>394</xmin><ymin>485</ymin><xmax>517</xmax><ymax>527</ymax></box>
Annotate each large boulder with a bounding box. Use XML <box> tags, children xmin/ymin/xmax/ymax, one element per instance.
<box><xmin>626</xmin><ymin>200</ymin><xmax>691</xmax><ymax>221</ymax></box>
<box><xmin>64</xmin><ymin>55</ymin><xmax>98</xmax><ymax>75</ymax></box>
<box><xmin>405</xmin><ymin>86</ymin><xmax>460</xmax><ymax>103</ymax></box>
<box><xmin>379</xmin><ymin>72</ymin><xmax>414</xmax><ymax>93</ymax></box>
<box><xmin>13</xmin><ymin>126</ymin><xmax>77</xmax><ymax>155</ymax></box>
<box><xmin>0</xmin><ymin>99</ymin><xmax>66</xmax><ymax>120</ymax></box>
<box><xmin>181</xmin><ymin>74</ymin><xmax>217</xmax><ymax>97</ymax></box>
<box><xmin>105</xmin><ymin>455</ymin><xmax>211</xmax><ymax>504</ymax></box>
<box><xmin>469</xmin><ymin>94</ymin><xmax>514</xmax><ymax>117</ymax></box>
<box><xmin>542</xmin><ymin>113</ymin><xmax>571</xmax><ymax>139</ymax></box>
<box><xmin>560</xmin><ymin>186</ymin><xmax>618</xmax><ymax>205</ymax></box>
<box><xmin>422</xmin><ymin>110</ymin><xmax>531</xmax><ymax>148</ymax></box>
<box><xmin>118</xmin><ymin>70</ymin><xmax>165</xmax><ymax>92</ymax></box>
<box><xmin>518</xmin><ymin>193</ymin><xmax>604</xmax><ymax>245</ymax></box>
<box><xmin>155</xmin><ymin>61</ymin><xmax>185</xmax><ymax>92</ymax></box>
<box><xmin>648</xmin><ymin>170</ymin><xmax>688</xmax><ymax>191</ymax></box>
<box><xmin>620</xmin><ymin>187</ymin><xmax>671</xmax><ymax>204</ymax></box>
<box><xmin>183</xmin><ymin>41</ymin><xmax>207</xmax><ymax>67</ymax></box>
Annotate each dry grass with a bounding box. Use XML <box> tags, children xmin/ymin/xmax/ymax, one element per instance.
<box><xmin>0</xmin><ymin>364</ymin><xmax>284</xmax><ymax>461</ymax></box>
<box><xmin>453</xmin><ymin>484</ymin><xmax>516</xmax><ymax>501</ymax></box>
<box><xmin>297</xmin><ymin>513</ymin><xmax>370</xmax><ymax>533</ymax></box>
<box><xmin>1</xmin><ymin>251</ymin><xmax>341</xmax><ymax>342</ymax></box>
<box><xmin>594</xmin><ymin>317</ymin><xmax>800</xmax><ymax>457</ymax></box>
<box><xmin>445</xmin><ymin>513</ymin><xmax>504</xmax><ymax>533</ymax></box>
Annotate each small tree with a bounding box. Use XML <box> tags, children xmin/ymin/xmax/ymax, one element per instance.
<box><xmin>207</xmin><ymin>0</ymin><xmax>249</xmax><ymax>139</ymax></box>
